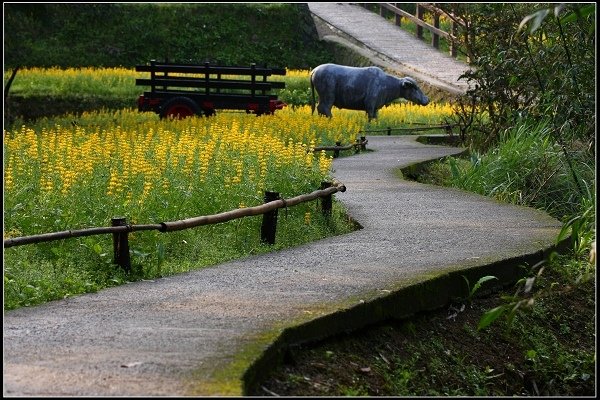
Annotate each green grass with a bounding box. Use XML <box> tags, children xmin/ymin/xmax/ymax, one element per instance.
<box><xmin>4</xmin><ymin>202</ymin><xmax>356</xmax><ymax>311</ymax></box>
<box><xmin>3</xmin><ymin>3</ymin><xmax>332</xmax><ymax>70</ymax></box>
<box><xmin>421</xmin><ymin>118</ymin><xmax>596</xmax><ymax>223</ymax></box>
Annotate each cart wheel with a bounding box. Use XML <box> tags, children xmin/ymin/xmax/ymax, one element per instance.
<box><xmin>160</xmin><ymin>96</ymin><xmax>202</xmax><ymax>119</ymax></box>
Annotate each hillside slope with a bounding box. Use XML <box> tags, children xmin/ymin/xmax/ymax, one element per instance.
<box><xmin>3</xmin><ymin>3</ymin><xmax>332</xmax><ymax>69</ymax></box>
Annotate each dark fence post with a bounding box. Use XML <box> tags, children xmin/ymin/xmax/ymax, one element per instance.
<box><xmin>394</xmin><ymin>3</ymin><xmax>402</xmax><ymax>26</ymax></box>
<box><xmin>387</xmin><ymin>127</ymin><xmax>392</xmax><ymax>135</ymax></box>
<box><xmin>320</xmin><ymin>182</ymin><xmax>332</xmax><ymax>217</ymax></box>
<box><xmin>204</xmin><ymin>61</ymin><xmax>211</xmax><ymax>95</ymax></box>
<box><xmin>112</xmin><ymin>217</ymin><xmax>131</xmax><ymax>271</ymax></box>
<box><xmin>334</xmin><ymin>141</ymin><xmax>341</xmax><ymax>158</ymax></box>
<box><xmin>432</xmin><ymin>13</ymin><xmax>440</xmax><ymax>49</ymax></box>
<box><xmin>416</xmin><ymin>5</ymin><xmax>424</xmax><ymax>40</ymax></box>
<box><xmin>4</xmin><ymin>66</ymin><xmax>20</xmax><ymax>102</ymax></box>
<box><xmin>250</xmin><ymin>63</ymin><xmax>256</xmax><ymax>98</ymax></box>
<box><xmin>261</xmin><ymin>191</ymin><xmax>280</xmax><ymax>245</ymax></box>
<box><xmin>355</xmin><ymin>138</ymin><xmax>361</xmax><ymax>154</ymax></box>
<box><xmin>360</xmin><ymin>136</ymin><xmax>367</xmax><ymax>151</ymax></box>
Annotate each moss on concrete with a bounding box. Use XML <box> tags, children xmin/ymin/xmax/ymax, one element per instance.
<box><xmin>185</xmin><ymin>137</ymin><xmax>570</xmax><ymax>396</ymax></box>
<box><xmin>187</xmin><ymin>232</ymin><xmax>568</xmax><ymax>396</ymax></box>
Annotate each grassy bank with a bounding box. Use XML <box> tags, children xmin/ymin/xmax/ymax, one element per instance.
<box><xmin>3</xmin><ymin>3</ymin><xmax>331</xmax><ymax>70</ymax></box>
<box><xmin>252</xmin><ymin>254</ymin><xmax>595</xmax><ymax>396</ymax></box>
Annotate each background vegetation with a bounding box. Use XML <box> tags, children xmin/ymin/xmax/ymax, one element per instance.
<box><xmin>3</xmin><ymin>2</ymin><xmax>334</xmax><ymax>122</ymax></box>
<box><xmin>438</xmin><ymin>3</ymin><xmax>595</xmax><ymax>152</ymax></box>
<box><xmin>3</xmin><ymin>3</ymin><xmax>331</xmax><ymax>69</ymax></box>
<box><xmin>3</xmin><ymin>2</ymin><xmax>595</xmax><ymax>396</ymax></box>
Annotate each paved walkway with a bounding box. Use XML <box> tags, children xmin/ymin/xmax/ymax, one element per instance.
<box><xmin>4</xmin><ymin>136</ymin><xmax>563</xmax><ymax>396</ymax></box>
<box><xmin>3</xmin><ymin>5</ymin><xmax>563</xmax><ymax>397</ymax></box>
<box><xmin>307</xmin><ymin>2</ymin><xmax>472</xmax><ymax>96</ymax></box>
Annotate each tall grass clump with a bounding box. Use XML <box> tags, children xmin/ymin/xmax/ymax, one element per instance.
<box><xmin>439</xmin><ymin>117</ymin><xmax>596</xmax><ymax>281</ymax></box>
<box><xmin>446</xmin><ymin>118</ymin><xmax>594</xmax><ymax>221</ymax></box>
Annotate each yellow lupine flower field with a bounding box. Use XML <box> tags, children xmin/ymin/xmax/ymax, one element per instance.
<box><xmin>4</xmin><ymin>66</ymin><xmax>455</xmax><ymax>234</ymax></box>
<box><xmin>3</xmin><ymin>67</ymin><xmax>456</xmax><ymax>310</ymax></box>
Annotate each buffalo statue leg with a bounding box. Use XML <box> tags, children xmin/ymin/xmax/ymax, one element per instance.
<box><xmin>317</xmin><ymin>101</ymin><xmax>333</xmax><ymax>118</ymax></box>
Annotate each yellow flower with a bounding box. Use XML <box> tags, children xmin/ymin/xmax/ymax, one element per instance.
<box><xmin>304</xmin><ymin>212</ymin><xmax>311</xmax><ymax>225</ymax></box>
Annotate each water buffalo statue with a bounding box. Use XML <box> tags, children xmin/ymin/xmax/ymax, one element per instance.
<box><xmin>310</xmin><ymin>63</ymin><xmax>430</xmax><ymax>121</ymax></box>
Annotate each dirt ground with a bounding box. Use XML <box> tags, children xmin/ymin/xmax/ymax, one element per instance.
<box><xmin>251</xmin><ymin>267</ymin><xmax>596</xmax><ymax>396</ymax></box>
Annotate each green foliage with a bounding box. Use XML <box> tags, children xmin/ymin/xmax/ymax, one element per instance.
<box><xmin>462</xmin><ymin>275</ymin><xmax>498</xmax><ymax>303</ymax></box>
<box><xmin>443</xmin><ymin>3</ymin><xmax>595</xmax><ymax>153</ymax></box>
<box><xmin>445</xmin><ymin>118</ymin><xmax>595</xmax><ymax>221</ymax></box>
<box><xmin>477</xmin><ymin>266</ymin><xmax>540</xmax><ymax>332</ymax></box>
<box><xmin>3</xmin><ymin>3</ymin><xmax>333</xmax><ymax>70</ymax></box>
<box><xmin>557</xmin><ymin>180</ymin><xmax>596</xmax><ymax>260</ymax></box>
<box><xmin>272</xmin><ymin>74</ymin><xmax>313</xmax><ymax>107</ymax></box>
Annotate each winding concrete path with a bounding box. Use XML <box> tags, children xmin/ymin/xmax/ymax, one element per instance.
<box><xmin>3</xmin><ymin>136</ymin><xmax>563</xmax><ymax>396</ymax></box>
<box><xmin>3</xmin><ymin>4</ymin><xmax>562</xmax><ymax>396</ymax></box>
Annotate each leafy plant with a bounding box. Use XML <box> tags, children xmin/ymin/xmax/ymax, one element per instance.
<box><xmin>556</xmin><ymin>177</ymin><xmax>596</xmax><ymax>259</ymax></box>
<box><xmin>441</xmin><ymin>3</ymin><xmax>595</xmax><ymax>153</ymax></box>
<box><xmin>461</xmin><ymin>275</ymin><xmax>498</xmax><ymax>303</ymax></box>
<box><xmin>478</xmin><ymin>260</ymin><xmax>546</xmax><ymax>331</ymax></box>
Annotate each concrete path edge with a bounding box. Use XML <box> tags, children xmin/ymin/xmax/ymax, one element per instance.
<box><xmin>183</xmin><ymin>144</ymin><xmax>571</xmax><ymax>396</ymax></box>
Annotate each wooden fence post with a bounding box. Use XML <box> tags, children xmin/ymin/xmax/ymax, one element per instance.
<box><xmin>204</xmin><ymin>61</ymin><xmax>211</xmax><ymax>95</ymax></box>
<box><xmin>334</xmin><ymin>141</ymin><xmax>341</xmax><ymax>158</ymax></box>
<box><xmin>416</xmin><ymin>5</ymin><xmax>424</xmax><ymax>40</ymax></box>
<box><xmin>432</xmin><ymin>13</ymin><xmax>440</xmax><ymax>49</ymax></box>
<box><xmin>261</xmin><ymin>191</ymin><xmax>280</xmax><ymax>245</ymax></box>
<box><xmin>394</xmin><ymin>3</ymin><xmax>402</xmax><ymax>26</ymax></box>
<box><xmin>250</xmin><ymin>63</ymin><xmax>256</xmax><ymax>98</ymax></box>
<box><xmin>360</xmin><ymin>136</ymin><xmax>367</xmax><ymax>151</ymax></box>
<box><xmin>320</xmin><ymin>182</ymin><xmax>332</xmax><ymax>217</ymax></box>
<box><xmin>112</xmin><ymin>217</ymin><xmax>131</xmax><ymax>271</ymax></box>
